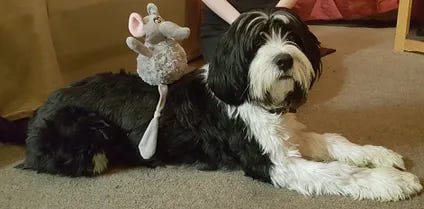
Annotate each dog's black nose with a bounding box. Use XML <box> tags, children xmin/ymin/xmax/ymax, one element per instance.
<box><xmin>275</xmin><ymin>53</ymin><xmax>293</xmax><ymax>72</ymax></box>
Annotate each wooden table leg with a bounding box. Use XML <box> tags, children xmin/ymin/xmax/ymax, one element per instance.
<box><xmin>394</xmin><ymin>0</ymin><xmax>413</xmax><ymax>52</ymax></box>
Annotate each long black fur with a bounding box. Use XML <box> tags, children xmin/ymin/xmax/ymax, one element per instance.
<box><xmin>21</xmin><ymin>8</ymin><xmax>320</xmax><ymax>182</ymax></box>
<box><xmin>21</xmin><ymin>70</ymin><xmax>272</xmax><ymax>180</ymax></box>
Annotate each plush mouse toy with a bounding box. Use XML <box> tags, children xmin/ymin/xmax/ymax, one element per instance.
<box><xmin>126</xmin><ymin>3</ymin><xmax>192</xmax><ymax>160</ymax></box>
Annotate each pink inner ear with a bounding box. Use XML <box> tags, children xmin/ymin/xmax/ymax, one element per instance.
<box><xmin>128</xmin><ymin>13</ymin><xmax>145</xmax><ymax>37</ymax></box>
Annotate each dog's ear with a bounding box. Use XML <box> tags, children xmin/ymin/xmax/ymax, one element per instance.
<box><xmin>207</xmin><ymin>12</ymin><xmax>267</xmax><ymax>106</ymax></box>
<box><xmin>207</xmin><ymin>37</ymin><xmax>249</xmax><ymax>106</ymax></box>
<box><xmin>296</xmin><ymin>21</ymin><xmax>321</xmax><ymax>83</ymax></box>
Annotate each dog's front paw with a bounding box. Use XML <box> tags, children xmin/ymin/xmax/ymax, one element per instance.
<box><xmin>360</xmin><ymin>145</ymin><xmax>405</xmax><ymax>170</ymax></box>
<box><xmin>322</xmin><ymin>134</ymin><xmax>405</xmax><ymax>170</ymax></box>
<box><xmin>351</xmin><ymin>167</ymin><xmax>422</xmax><ymax>201</ymax></box>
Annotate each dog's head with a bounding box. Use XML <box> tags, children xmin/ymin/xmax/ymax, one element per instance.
<box><xmin>207</xmin><ymin>8</ymin><xmax>321</xmax><ymax>113</ymax></box>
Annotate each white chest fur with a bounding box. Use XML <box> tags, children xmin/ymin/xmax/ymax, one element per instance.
<box><xmin>227</xmin><ymin>103</ymin><xmax>301</xmax><ymax>162</ymax></box>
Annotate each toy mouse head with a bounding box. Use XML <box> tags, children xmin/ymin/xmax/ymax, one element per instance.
<box><xmin>128</xmin><ymin>3</ymin><xmax>190</xmax><ymax>44</ymax></box>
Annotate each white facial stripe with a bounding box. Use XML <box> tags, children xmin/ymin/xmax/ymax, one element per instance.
<box><xmin>248</xmin><ymin>34</ymin><xmax>314</xmax><ymax>103</ymax></box>
<box><xmin>249</xmin><ymin>40</ymin><xmax>286</xmax><ymax>100</ymax></box>
<box><xmin>267</xmin><ymin>34</ymin><xmax>315</xmax><ymax>89</ymax></box>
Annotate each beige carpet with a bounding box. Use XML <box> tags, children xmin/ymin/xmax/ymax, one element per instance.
<box><xmin>1</xmin><ymin>26</ymin><xmax>424</xmax><ymax>209</ymax></box>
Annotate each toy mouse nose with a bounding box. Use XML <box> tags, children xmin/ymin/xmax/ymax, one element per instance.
<box><xmin>275</xmin><ymin>53</ymin><xmax>293</xmax><ymax>72</ymax></box>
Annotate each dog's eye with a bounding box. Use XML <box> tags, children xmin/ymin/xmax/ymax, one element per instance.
<box><xmin>153</xmin><ymin>16</ymin><xmax>162</xmax><ymax>24</ymax></box>
<box><xmin>285</xmin><ymin>34</ymin><xmax>296</xmax><ymax>41</ymax></box>
<box><xmin>285</xmin><ymin>34</ymin><xmax>302</xmax><ymax>45</ymax></box>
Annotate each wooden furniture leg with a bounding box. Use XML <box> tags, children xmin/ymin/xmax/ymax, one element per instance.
<box><xmin>394</xmin><ymin>0</ymin><xmax>424</xmax><ymax>53</ymax></box>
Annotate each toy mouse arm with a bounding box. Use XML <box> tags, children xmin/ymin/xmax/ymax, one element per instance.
<box><xmin>126</xmin><ymin>37</ymin><xmax>153</xmax><ymax>58</ymax></box>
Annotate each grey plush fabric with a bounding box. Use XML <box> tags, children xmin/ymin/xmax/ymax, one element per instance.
<box><xmin>138</xmin><ymin>39</ymin><xmax>189</xmax><ymax>85</ymax></box>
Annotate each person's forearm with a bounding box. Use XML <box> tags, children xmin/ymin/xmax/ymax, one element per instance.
<box><xmin>202</xmin><ymin>0</ymin><xmax>240</xmax><ymax>24</ymax></box>
<box><xmin>276</xmin><ymin>0</ymin><xmax>298</xmax><ymax>8</ymax></box>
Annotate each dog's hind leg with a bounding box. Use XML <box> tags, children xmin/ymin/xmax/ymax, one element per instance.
<box><xmin>284</xmin><ymin>113</ymin><xmax>405</xmax><ymax>169</ymax></box>
<box><xmin>21</xmin><ymin>106</ymin><xmax>135</xmax><ymax>176</ymax></box>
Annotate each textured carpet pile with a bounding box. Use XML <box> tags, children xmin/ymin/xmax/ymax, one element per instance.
<box><xmin>1</xmin><ymin>26</ymin><xmax>423</xmax><ymax>209</ymax></box>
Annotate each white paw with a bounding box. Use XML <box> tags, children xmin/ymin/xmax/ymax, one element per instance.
<box><xmin>323</xmin><ymin>134</ymin><xmax>405</xmax><ymax>170</ymax></box>
<box><xmin>351</xmin><ymin>167</ymin><xmax>422</xmax><ymax>201</ymax></box>
<box><xmin>361</xmin><ymin>145</ymin><xmax>405</xmax><ymax>170</ymax></box>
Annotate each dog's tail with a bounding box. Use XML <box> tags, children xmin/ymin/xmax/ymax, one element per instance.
<box><xmin>18</xmin><ymin>106</ymin><xmax>141</xmax><ymax>177</ymax></box>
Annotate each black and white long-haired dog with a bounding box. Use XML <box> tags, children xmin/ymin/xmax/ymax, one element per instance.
<box><xmin>21</xmin><ymin>8</ymin><xmax>422</xmax><ymax>201</ymax></box>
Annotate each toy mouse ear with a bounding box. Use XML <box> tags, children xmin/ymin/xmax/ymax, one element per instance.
<box><xmin>147</xmin><ymin>3</ymin><xmax>159</xmax><ymax>15</ymax></box>
<box><xmin>128</xmin><ymin>12</ymin><xmax>145</xmax><ymax>37</ymax></box>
